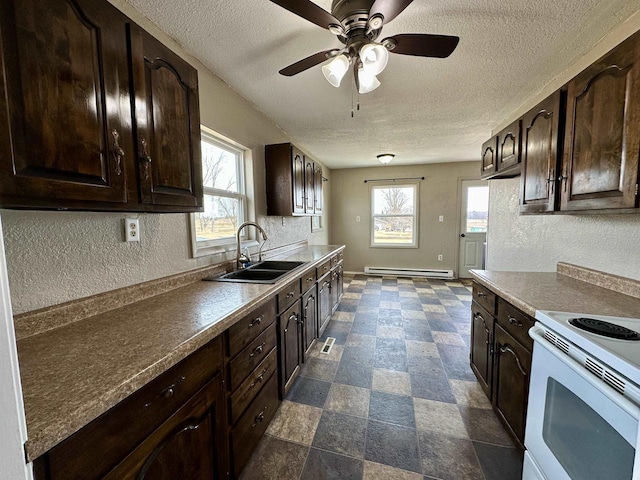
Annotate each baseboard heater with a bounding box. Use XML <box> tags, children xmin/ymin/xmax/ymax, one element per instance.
<box><xmin>364</xmin><ymin>266</ymin><xmax>454</xmax><ymax>279</ymax></box>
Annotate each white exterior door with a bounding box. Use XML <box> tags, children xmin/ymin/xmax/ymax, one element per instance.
<box><xmin>458</xmin><ymin>180</ymin><xmax>489</xmax><ymax>278</ymax></box>
<box><xmin>0</xmin><ymin>215</ymin><xmax>33</xmax><ymax>480</ymax></box>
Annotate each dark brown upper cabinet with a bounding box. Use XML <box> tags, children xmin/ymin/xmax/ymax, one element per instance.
<box><xmin>520</xmin><ymin>91</ymin><xmax>564</xmax><ymax>214</ymax></box>
<box><xmin>265</xmin><ymin>143</ymin><xmax>323</xmax><ymax>216</ymax></box>
<box><xmin>0</xmin><ymin>0</ymin><xmax>203</xmax><ymax>212</ymax></box>
<box><xmin>496</xmin><ymin>120</ymin><xmax>521</xmax><ymax>176</ymax></box>
<box><xmin>480</xmin><ymin>137</ymin><xmax>498</xmax><ymax>179</ymax></box>
<box><xmin>129</xmin><ymin>25</ymin><xmax>202</xmax><ymax>210</ymax></box>
<box><xmin>0</xmin><ymin>0</ymin><xmax>132</xmax><ymax>209</ymax></box>
<box><xmin>560</xmin><ymin>32</ymin><xmax>640</xmax><ymax>212</ymax></box>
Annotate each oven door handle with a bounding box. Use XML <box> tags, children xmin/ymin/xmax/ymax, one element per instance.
<box><xmin>530</xmin><ymin>326</ymin><xmax>640</xmax><ymax>420</ymax></box>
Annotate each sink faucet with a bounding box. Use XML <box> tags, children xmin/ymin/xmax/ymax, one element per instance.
<box><xmin>236</xmin><ymin>222</ymin><xmax>268</xmax><ymax>269</ymax></box>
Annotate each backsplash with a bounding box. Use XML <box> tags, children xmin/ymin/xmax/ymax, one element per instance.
<box><xmin>1</xmin><ymin>210</ymin><xmax>328</xmax><ymax>314</ymax></box>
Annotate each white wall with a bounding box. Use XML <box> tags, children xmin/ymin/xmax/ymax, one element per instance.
<box><xmin>486</xmin><ymin>178</ymin><xmax>640</xmax><ymax>279</ymax></box>
<box><xmin>2</xmin><ymin>1</ymin><xmax>330</xmax><ymax>315</ymax></box>
<box><xmin>0</xmin><ymin>216</ymin><xmax>32</xmax><ymax>480</ymax></box>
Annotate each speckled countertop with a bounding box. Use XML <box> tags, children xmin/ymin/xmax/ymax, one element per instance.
<box><xmin>470</xmin><ymin>270</ymin><xmax>640</xmax><ymax>319</ymax></box>
<box><xmin>17</xmin><ymin>245</ymin><xmax>344</xmax><ymax>462</ymax></box>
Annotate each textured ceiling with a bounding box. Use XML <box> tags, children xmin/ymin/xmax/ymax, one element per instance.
<box><xmin>125</xmin><ymin>0</ymin><xmax>639</xmax><ymax>168</ymax></box>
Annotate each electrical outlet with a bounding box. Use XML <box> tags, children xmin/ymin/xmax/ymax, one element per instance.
<box><xmin>125</xmin><ymin>218</ymin><xmax>140</xmax><ymax>242</ymax></box>
<box><xmin>356</xmin><ymin>216</ymin><xmax>361</xmax><ymax>223</ymax></box>
<box><xmin>439</xmin><ymin>215</ymin><xmax>444</xmax><ymax>222</ymax></box>
<box><xmin>282</xmin><ymin>217</ymin><xmax>286</xmax><ymax>226</ymax></box>
<box><xmin>438</xmin><ymin>254</ymin><xmax>443</xmax><ymax>261</ymax></box>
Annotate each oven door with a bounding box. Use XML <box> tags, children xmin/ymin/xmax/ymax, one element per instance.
<box><xmin>525</xmin><ymin>327</ymin><xmax>640</xmax><ymax>480</ymax></box>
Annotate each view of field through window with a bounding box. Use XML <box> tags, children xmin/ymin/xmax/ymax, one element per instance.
<box><xmin>465</xmin><ymin>186</ymin><xmax>489</xmax><ymax>233</ymax></box>
<box><xmin>372</xmin><ymin>185</ymin><xmax>417</xmax><ymax>245</ymax></box>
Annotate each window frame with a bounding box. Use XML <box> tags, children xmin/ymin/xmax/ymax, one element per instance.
<box><xmin>189</xmin><ymin>128</ymin><xmax>251</xmax><ymax>258</ymax></box>
<box><xmin>370</xmin><ymin>182</ymin><xmax>420</xmax><ymax>249</ymax></box>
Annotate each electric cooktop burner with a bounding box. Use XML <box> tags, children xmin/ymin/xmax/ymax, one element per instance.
<box><xmin>569</xmin><ymin>317</ymin><xmax>640</xmax><ymax>341</ymax></box>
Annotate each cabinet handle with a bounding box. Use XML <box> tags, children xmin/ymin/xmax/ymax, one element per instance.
<box><xmin>473</xmin><ymin>312</ymin><xmax>490</xmax><ymax>335</ymax></box>
<box><xmin>307</xmin><ymin>276</ymin><xmax>314</xmax><ymax>282</ymax></box>
<box><xmin>249</xmin><ymin>368</ymin><xmax>268</xmax><ymax>389</ymax></box>
<box><xmin>286</xmin><ymin>291</ymin><xmax>295</xmax><ymax>299</ymax></box>
<box><xmin>499</xmin><ymin>345</ymin><xmax>528</xmax><ymax>376</ymax></box>
<box><xmin>547</xmin><ymin>169</ymin><xmax>556</xmax><ymax>194</ymax></box>
<box><xmin>558</xmin><ymin>173</ymin><xmax>568</xmax><ymax>192</ymax></box>
<box><xmin>477</xmin><ymin>292</ymin><xmax>487</xmax><ymax>298</ymax></box>
<box><xmin>249</xmin><ymin>342</ymin><xmax>266</xmax><ymax>358</ymax></box>
<box><xmin>144</xmin><ymin>375</ymin><xmax>186</xmax><ymax>407</ymax></box>
<box><xmin>248</xmin><ymin>316</ymin><xmax>263</xmax><ymax>328</ymax></box>
<box><xmin>508</xmin><ymin>316</ymin><xmax>523</xmax><ymax>328</ymax></box>
<box><xmin>111</xmin><ymin>129</ymin><xmax>124</xmax><ymax>176</ymax></box>
<box><xmin>140</xmin><ymin>138</ymin><xmax>153</xmax><ymax>180</ymax></box>
<box><xmin>251</xmin><ymin>407</ymin><xmax>268</xmax><ymax>428</ymax></box>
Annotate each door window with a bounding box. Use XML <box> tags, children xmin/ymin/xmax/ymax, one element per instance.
<box><xmin>464</xmin><ymin>186</ymin><xmax>489</xmax><ymax>233</ymax></box>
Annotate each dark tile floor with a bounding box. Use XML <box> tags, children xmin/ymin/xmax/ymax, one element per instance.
<box><xmin>240</xmin><ymin>275</ymin><xmax>523</xmax><ymax>480</ymax></box>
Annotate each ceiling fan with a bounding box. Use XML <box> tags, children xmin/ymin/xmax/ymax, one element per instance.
<box><xmin>269</xmin><ymin>0</ymin><xmax>460</xmax><ymax>94</ymax></box>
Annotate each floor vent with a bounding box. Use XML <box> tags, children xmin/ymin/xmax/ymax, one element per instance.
<box><xmin>364</xmin><ymin>266</ymin><xmax>454</xmax><ymax>279</ymax></box>
<box><xmin>320</xmin><ymin>337</ymin><xmax>335</xmax><ymax>355</ymax></box>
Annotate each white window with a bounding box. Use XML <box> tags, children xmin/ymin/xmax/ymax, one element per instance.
<box><xmin>190</xmin><ymin>129</ymin><xmax>247</xmax><ymax>257</ymax></box>
<box><xmin>371</xmin><ymin>183</ymin><xmax>419</xmax><ymax>248</ymax></box>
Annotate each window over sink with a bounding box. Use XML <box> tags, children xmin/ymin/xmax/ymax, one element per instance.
<box><xmin>189</xmin><ymin>127</ymin><xmax>250</xmax><ymax>257</ymax></box>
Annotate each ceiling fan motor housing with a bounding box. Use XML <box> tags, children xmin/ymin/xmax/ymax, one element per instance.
<box><xmin>331</xmin><ymin>0</ymin><xmax>380</xmax><ymax>38</ymax></box>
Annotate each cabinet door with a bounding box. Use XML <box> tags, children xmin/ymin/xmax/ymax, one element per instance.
<box><xmin>129</xmin><ymin>25</ymin><xmax>203</xmax><ymax>210</ymax></box>
<box><xmin>291</xmin><ymin>147</ymin><xmax>305</xmax><ymax>214</ymax></box>
<box><xmin>560</xmin><ymin>33</ymin><xmax>640</xmax><ymax>211</ymax></box>
<box><xmin>305</xmin><ymin>160</ymin><xmax>315</xmax><ymax>214</ymax></box>
<box><xmin>317</xmin><ymin>275</ymin><xmax>332</xmax><ymax>337</ymax></box>
<box><xmin>278</xmin><ymin>300</ymin><xmax>301</xmax><ymax>396</ymax></box>
<box><xmin>0</xmin><ymin>0</ymin><xmax>131</xmax><ymax>209</ymax></box>
<box><xmin>480</xmin><ymin>137</ymin><xmax>498</xmax><ymax>178</ymax></box>
<box><xmin>520</xmin><ymin>91</ymin><xmax>563</xmax><ymax>214</ymax></box>
<box><xmin>104</xmin><ymin>377</ymin><xmax>228</xmax><ymax>480</ymax></box>
<box><xmin>492</xmin><ymin>324</ymin><xmax>531</xmax><ymax>448</ymax></box>
<box><xmin>497</xmin><ymin>120</ymin><xmax>521</xmax><ymax>173</ymax></box>
<box><xmin>470</xmin><ymin>302</ymin><xmax>493</xmax><ymax>397</ymax></box>
<box><xmin>302</xmin><ymin>288</ymin><xmax>317</xmax><ymax>358</ymax></box>
<box><xmin>314</xmin><ymin>164</ymin><xmax>324</xmax><ymax>215</ymax></box>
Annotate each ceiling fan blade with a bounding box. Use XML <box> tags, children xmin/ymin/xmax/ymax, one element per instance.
<box><xmin>369</xmin><ymin>0</ymin><xmax>415</xmax><ymax>25</ymax></box>
<box><xmin>384</xmin><ymin>34</ymin><xmax>460</xmax><ymax>58</ymax></box>
<box><xmin>269</xmin><ymin>0</ymin><xmax>341</xmax><ymax>30</ymax></box>
<box><xmin>279</xmin><ymin>50</ymin><xmax>340</xmax><ymax>76</ymax></box>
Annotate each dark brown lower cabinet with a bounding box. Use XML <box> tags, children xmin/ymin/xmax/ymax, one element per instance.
<box><xmin>470</xmin><ymin>302</ymin><xmax>494</xmax><ymax>397</ymax></box>
<box><xmin>317</xmin><ymin>272</ymin><xmax>332</xmax><ymax>337</ymax></box>
<box><xmin>492</xmin><ymin>324</ymin><xmax>532</xmax><ymax>447</ymax></box>
<box><xmin>103</xmin><ymin>376</ymin><xmax>226</xmax><ymax>480</ymax></box>
<box><xmin>302</xmin><ymin>287</ymin><xmax>317</xmax><ymax>358</ymax></box>
<box><xmin>278</xmin><ymin>300</ymin><xmax>302</xmax><ymax>397</ymax></box>
<box><xmin>469</xmin><ymin>282</ymin><xmax>532</xmax><ymax>450</ymax></box>
<box><xmin>331</xmin><ymin>263</ymin><xmax>344</xmax><ymax>313</ymax></box>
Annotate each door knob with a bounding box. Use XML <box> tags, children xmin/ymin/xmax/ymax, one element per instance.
<box><xmin>460</xmin><ymin>234</ymin><xmax>466</xmax><ymax>238</ymax></box>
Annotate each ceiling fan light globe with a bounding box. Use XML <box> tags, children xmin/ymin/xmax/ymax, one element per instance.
<box><xmin>359</xmin><ymin>43</ymin><xmax>389</xmax><ymax>75</ymax></box>
<box><xmin>322</xmin><ymin>54</ymin><xmax>350</xmax><ymax>87</ymax></box>
<box><xmin>357</xmin><ymin>68</ymin><xmax>381</xmax><ymax>94</ymax></box>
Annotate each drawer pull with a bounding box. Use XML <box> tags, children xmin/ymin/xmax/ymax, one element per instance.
<box><xmin>477</xmin><ymin>292</ymin><xmax>487</xmax><ymax>298</ymax></box>
<box><xmin>286</xmin><ymin>291</ymin><xmax>295</xmax><ymax>299</ymax></box>
<box><xmin>144</xmin><ymin>375</ymin><xmax>186</xmax><ymax>407</ymax></box>
<box><xmin>324</xmin><ymin>265</ymin><xmax>329</xmax><ymax>271</ymax></box>
<box><xmin>508</xmin><ymin>316</ymin><xmax>523</xmax><ymax>328</ymax></box>
<box><xmin>249</xmin><ymin>316</ymin><xmax>263</xmax><ymax>328</ymax></box>
<box><xmin>250</xmin><ymin>342</ymin><xmax>267</xmax><ymax>358</ymax></box>
<box><xmin>249</xmin><ymin>368</ymin><xmax>268</xmax><ymax>389</ymax></box>
<box><xmin>251</xmin><ymin>407</ymin><xmax>268</xmax><ymax>428</ymax></box>
<box><xmin>307</xmin><ymin>276</ymin><xmax>314</xmax><ymax>282</ymax></box>
<box><xmin>499</xmin><ymin>345</ymin><xmax>528</xmax><ymax>376</ymax></box>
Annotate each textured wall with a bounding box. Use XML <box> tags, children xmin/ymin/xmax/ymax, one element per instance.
<box><xmin>330</xmin><ymin>162</ymin><xmax>479</xmax><ymax>273</ymax></box>
<box><xmin>486</xmin><ymin>178</ymin><xmax>640</xmax><ymax>280</ymax></box>
<box><xmin>1</xmin><ymin>2</ymin><xmax>330</xmax><ymax>315</ymax></box>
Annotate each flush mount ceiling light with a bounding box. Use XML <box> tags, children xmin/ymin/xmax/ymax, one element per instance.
<box><xmin>271</xmin><ymin>0</ymin><xmax>460</xmax><ymax>94</ymax></box>
<box><xmin>377</xmin><ymin>153</ymin><xmax>395</xmax><ymax>164</ymax></box>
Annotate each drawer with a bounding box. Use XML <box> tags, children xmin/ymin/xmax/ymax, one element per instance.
<box><xmin>47</xmin><ymin>337</ymin><xmax>223</xmax><ymax>480</ymax></box>
<box><xmin>229</xmin><ymin>347</ymin><xmax>277</xmax><ymax>425</ymax></box>
<box><xmin>228</xmin><ymin>323</ymin><xmax>277</xmax><ymax>391</ymax></box>
<box><xmin>301</xmin><ymin>269</ymin><xmax>317</xmax><ymax>294</ymax></box>
<box><xmin>497</xmin><ymin>298</ymin><xmax>534</xmax><ymax>351</ymax></box>
<box><xmin>227</xmin><ymin>300</ymin><xmax>276</xmax><ymax>358</ymax></box>
<box><xmin>317</xmin><ymin>259</ymin><xmax>331</xmax><ymax>278</ymax></box>
<box><xmin>473</xmin><ymin>282</ymin><xmax>496</xmax><ymax>315</ymax></box>
<box><xmin>277</xmin><ymin>279</ymin><xmax>300</xmax><ymax>314</ymax></box>
<box><xmin>231</xmin><ymin>373</ymin><xmax>279</xmax><ymax>477</ymax></box>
